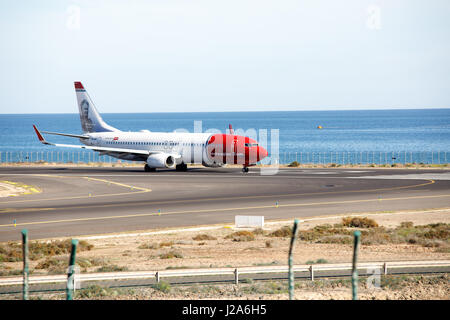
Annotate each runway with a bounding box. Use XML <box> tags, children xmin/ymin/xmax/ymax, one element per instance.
<box><xmin>0</xmin><ymin>166</ymin><xmax>449</xmax><ymax>242</ymax></box>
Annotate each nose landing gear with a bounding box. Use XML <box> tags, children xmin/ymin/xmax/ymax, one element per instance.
<box><xmin>242</xmin><ymin>166</ymin><xmax>249</xmax><ymax>173</ymax></box>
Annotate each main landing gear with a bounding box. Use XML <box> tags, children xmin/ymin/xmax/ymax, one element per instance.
<box><xmin>144</xmin><ymin>164</ymin><xmax>156</xmax><ymax>172</ymax></box>
<box><xmin>176</xmin><ymin>163</ymin><xmax>188</xmax><ymax>171</ymax></box>
<box><xmin>242</xmin><ymin>166</ymin><xmax>249</xmax><ymax>173</ymax></box>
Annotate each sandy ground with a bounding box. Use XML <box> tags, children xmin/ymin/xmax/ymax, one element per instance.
<box><xmin>2</xmin><ymin>208</ymin><xmax>448</xmax><ymax>275</ymax></box>
<box><xmin>73</xmin><ymin>209</ymin><xmax>450</xmax><ymax>272</ymax></box>
<box><xmin>1</xmin><ymin>208</ymin><xmax>449</xmax><ymax>300</ymax></box>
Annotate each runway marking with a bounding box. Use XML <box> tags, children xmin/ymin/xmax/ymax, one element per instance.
<box><xmin>83</xmin><ymin>177</ymin><xmax>151</xmax><ymax>192</ymax></box>
<box><xmin>0</xmin><ymin>179</ymin><xmax>436</xmax><ymax>214</ymax></box>
<box><xmin>0</xmin><ymin>207</ymin><xmax>55</xmax><ymax>213</ymax></box>
<box><xmin>0</xmin><ymin>175</ymin><xmax>151</xmax><ymax>204</ymax></box>
<box><xmin>1</xmin><ymin>193</ymin><xmax>449</xmax><ymax>228</ymax></box>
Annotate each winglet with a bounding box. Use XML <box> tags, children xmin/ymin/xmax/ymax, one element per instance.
<box><xmin>229</xmin><ymin>124</ymin><xmax>234</xmax><ymax>135</ymax></box>
<box><xmin>33</xmin><ymin>125</ymin><xmax>50</xmax><ymax>145</ymax></box>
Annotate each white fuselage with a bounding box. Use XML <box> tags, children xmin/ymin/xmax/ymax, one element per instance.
<box><xmin>83</xmin><ymin>131</ymin><xmax>214</xmax><ymax>164</ymax></box>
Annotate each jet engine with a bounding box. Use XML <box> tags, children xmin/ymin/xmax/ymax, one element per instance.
<box><xmin>146</xmin><ymin>153</ymin><xmax>176</xmax><ymax>168</ymax></box>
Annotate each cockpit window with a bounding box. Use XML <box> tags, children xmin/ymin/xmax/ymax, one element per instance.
<box><xmin>245</xmin><ymin>143</ymin><xmax>258</xmax><ymax>147</ymax></box>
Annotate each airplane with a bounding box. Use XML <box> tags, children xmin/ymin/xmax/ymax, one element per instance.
<box><xmin>33</xmin><ymin>81</ymin><xmax>268</xmax><ymax>173</ymax></box>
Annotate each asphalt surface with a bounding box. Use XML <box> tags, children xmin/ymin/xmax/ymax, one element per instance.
<box><xmin>0</xmin><ymin>166</ymin><xmax>449</xmax><ymax>242</ymax></box>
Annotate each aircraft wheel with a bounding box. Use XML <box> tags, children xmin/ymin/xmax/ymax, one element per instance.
<box><xmin>144</xmin><ymin>164</ymin><xmax>156</xmax><ymax>172</ymax></box>
<box><xmin>242</xmin><ymin>167</ymin><xmax>249</xmax><ymax>173</ymax></box>
<box><xmin>176</xmin><ymin>163</ymin><xmax>188</xmax><ymax>171</ymax></box>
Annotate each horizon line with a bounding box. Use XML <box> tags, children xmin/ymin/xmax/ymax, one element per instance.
<box><xmin>1</xmin><ymin>106</ymin><xmax>450</xmax><ymax>115</ymax></box>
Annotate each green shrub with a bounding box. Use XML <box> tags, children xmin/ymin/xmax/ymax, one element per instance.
<box><xmin>75</xmin><ymin>285</ymin><xmax>119</xmax><ymax>298</ymax></box>
<box><xmin>96</xmin><ymin>265</ymin><xmax>128</xmax><ymax>272</ymax></box>
<box><xmin>306</xmin><ymin>258</ymin><xmax>328</xmax><ymax>264</ymax></box>
<box><xmin>152</xmin><ymin>281</ymin><xmax>171</xmax><ymax>293</ymax></box>
<box><xmin>288</xmin><ymin>161</ymin><xmax>300</xmax><ymax>167</ymax></box>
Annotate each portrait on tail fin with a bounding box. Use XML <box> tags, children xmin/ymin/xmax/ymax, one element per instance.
<box><xmin>80</xmin><ymin>99</ymin><xmax>94</xmax><ymax>133</ymax></box>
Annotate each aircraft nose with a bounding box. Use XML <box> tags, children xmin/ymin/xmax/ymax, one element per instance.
<box><xmin>258</xmin><ymin>146</ymin><xmax>268</xmax><ymax>161</ymax></box>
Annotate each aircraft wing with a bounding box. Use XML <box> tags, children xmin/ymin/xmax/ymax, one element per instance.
<box><xmin>33</xmin><ymin>125</ymin><xmax>154</xmax><ymax>156</ymax></box>
<box><xmin>41</xmin><ymin>131</ymin><xmax>90</xmax><ymax>139</ymax></box>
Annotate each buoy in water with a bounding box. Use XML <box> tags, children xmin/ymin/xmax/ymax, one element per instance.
<box><xmin>317</xmin><ymin>125</ymin><xmax>323</xmax><ymax>129</ymax></box>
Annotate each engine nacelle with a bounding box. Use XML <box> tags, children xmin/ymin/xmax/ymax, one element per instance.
<box><xmin>147</xmin><ymin>153</ymin><xmax>176</xmax><ymax>168</ymax></box>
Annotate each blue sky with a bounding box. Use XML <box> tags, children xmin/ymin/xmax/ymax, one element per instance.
<box><xmin>1</xmin><ymin>0</ymin><xmax>449</xmax><ymax>113</ymax></box>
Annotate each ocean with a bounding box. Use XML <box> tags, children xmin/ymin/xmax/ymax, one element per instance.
<box><xmin>0</xmin><ymin>109</ymin><xmax>449</xmax><ymax>164</ymax></box>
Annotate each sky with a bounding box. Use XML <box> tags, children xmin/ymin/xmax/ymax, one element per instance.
<box><xmin>0</xmin><ymin>0</ymin><xmax>449</xmax><ymax>113</ymax></box>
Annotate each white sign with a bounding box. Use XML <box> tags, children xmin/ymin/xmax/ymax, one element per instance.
<box><xmin>235</xmin><ymin>216</ymin><xmax>264</xmax><ymax>228</ymax></box>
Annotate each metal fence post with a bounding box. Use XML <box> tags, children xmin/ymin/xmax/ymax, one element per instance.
<box><xmin>156</xmin><ymin>271</ymin><xmax>160</xmax><ymax>283</ymax></box>
<box><xmin>352</xmin><ymin>230</ymin><xmax>361</xmax><ymax>300</ymax></box>
<box><xmin>309</xmin><ymin>265</ymin><xmax>314</xmax><ymax>281</ymax></box>
<box><xmin>288</xmin><ymin>219</ymin><xmax>299</xmax><ymax>300</ymax></box>
<box><xmin>66</xmin><ymin>239</ymin><xmax>78</xmax><ymax>300</ymax></box>
<box><xmin>234</xmin><ymin>268</ymin><xmax>239</xmax><ymax>285</ymax></box>
<box><xmin>22</xmin><ymin>229</ymin><xmax>29</xmax><ymax>300</ymax></box>
<box><xmin>383</xmin><ymin>262</ymin><xmax>388</xmax><ymax>275</ymax></box>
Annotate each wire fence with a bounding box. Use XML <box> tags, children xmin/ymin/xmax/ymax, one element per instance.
<box><xmin>0</xmin><ymin>151</ymin><xmax>129</xmax><ymax>165</ymax></box>
<box><xmin>278</xmin><ymin>151</ymin><xmax>449</xmax><ymax>165</ymax></box>
<box><xmin>0</xmin><ymin>151</ymin><xmax>448</xmax><ymax>165</ymax></box>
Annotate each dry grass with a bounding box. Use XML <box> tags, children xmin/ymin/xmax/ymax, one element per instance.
<box><xmin>268</xmin><ymin>226</ymin><xmax>292</xmax><ymax>237</ymax></box>
<box><xmin>267</xmin><ymin>221</ymin><xmax>450</xmax><ymax>248</ymax></box>
<box><xmin>342</xmin><ymin>217</ymin><xmax>379</xmax><ymax>228</ymax></box>
<box><xmin>159</xmin><ymin>241</ymin><xmax>174</xmax><ymax>248</ymax></box>
<box><xmin>192</xmin><ymin>234</ymin><xmax>217</xmax><ymax>241</ymax></box>
<box><xmin>159</xmin><ymin>250</ymin><xmax>183</xmax><ymax>259</ymax></box>
<box><xmin>138</xmin><ymin>243</ymin><xmax>158</xmax><ymax>250</ymax></box>
<box><xmin>252</xmin><ymin>228</ymin><xmax>265</xmax><ymax>235</ymax></box>
<box><xmin>224</xmin><ymin>231</ymin><xmax>255</xmax><ymax>242</ymax></box>
<box><xmin>2</xmin><ymin>212</ymin><xmax>446</xmax><ymax>278</ymax></box>
<box><xmin>0</xmin><ymin>239</ymin><xmax>93</xmax><ymax>262</ymax></box>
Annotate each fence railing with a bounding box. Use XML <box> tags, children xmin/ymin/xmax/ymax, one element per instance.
<box><xmin>0</xmin><ymin>151</ymin><xmax>129</xmax><ymax>165</ymax></box>
<box><xmin>277</xmin><ymin>151</ymin><xmax>449</xmax><ymax>165</ymax></box>
<box><xmin>0</xmin><ymin>151</ymin><xmax>449</xmax><ymax>165</ymax></box>
<box><xmin>0</xmin><ymin>260</ymin><xmax>448</xmax><ymax>288</ymax></box>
